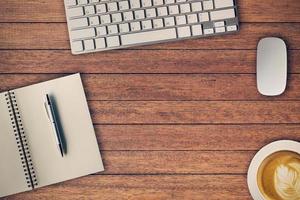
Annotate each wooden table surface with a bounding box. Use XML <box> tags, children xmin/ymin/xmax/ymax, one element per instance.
<box><xmin>1</xmin><ymin>0</ymin><xmax>300</xmax><ymax>199</ymax></box>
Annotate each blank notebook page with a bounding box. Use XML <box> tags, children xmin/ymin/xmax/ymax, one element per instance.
<box><xmin>13</xmin><ymin>74</ymin><xmax>104</xmax><ymax>188</ymax></box>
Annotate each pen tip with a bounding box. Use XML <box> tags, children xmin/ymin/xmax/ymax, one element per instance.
<box><xmin>59</xmin><ymin>144</ymin><xmax>64</xmax><ymax>157</ymax></box>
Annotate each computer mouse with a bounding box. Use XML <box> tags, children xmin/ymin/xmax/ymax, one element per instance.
<box><xmin>257</xmin><ymin>37</ymin><xmax>287</xmax><ymax>96</ymax></box>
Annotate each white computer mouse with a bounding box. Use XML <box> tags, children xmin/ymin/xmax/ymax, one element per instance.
<box><xmin>257</xmin><ymin>37</ymin><xmax>287</xmax><ymax>96</ymax></box>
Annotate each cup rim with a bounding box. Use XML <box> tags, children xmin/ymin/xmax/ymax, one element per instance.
<box><xmin>247</xmin><ymin>140</ymin><xmax>300</xmax><ymax>200</ymax></box>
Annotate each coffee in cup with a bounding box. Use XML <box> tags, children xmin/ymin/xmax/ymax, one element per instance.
<box><xmin>247</xmin><ymin>140</ymin><xmax>300</xmax><ymax>200</ymax></box>
<box><xmin>257</xmin><ymin>151</ymin><xmax>300</xmax><ymax>200</ymax></box>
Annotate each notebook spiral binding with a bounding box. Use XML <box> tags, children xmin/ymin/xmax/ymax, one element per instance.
<box><xmin>5</xmin><ymin>91</ymin><xmax>38</xmax><ymax>189</ymax></box>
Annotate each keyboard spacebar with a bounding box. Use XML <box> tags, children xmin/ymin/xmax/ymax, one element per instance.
<box><xmin>121</xmin><ymin>28</ymin><xmax>177</xmax><ymax>46</ymax></box>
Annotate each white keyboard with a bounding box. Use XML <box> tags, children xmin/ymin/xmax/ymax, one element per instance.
<box><xmin>64</xmin><ymin>0</ymin><xmax>239</xmax><ymax>54</ymax></box>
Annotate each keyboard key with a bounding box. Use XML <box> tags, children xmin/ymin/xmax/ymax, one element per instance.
<box><xmin>165</xmin><ymin>0</ymin><xmax>175</xmax><ymax>4</ymax></box>
<box><xmin>130</xmin><ymin>0</ymin><xmax>141</xmax><ymax>9</ymax></box>
<box><xmin>135</xmin><ymin>10</ymin><xmax>145</xmax><ymax>19</ymax></box>
<box><xmin>119</xmin><ymin>1</ymin><xmax>130</xmax><ymax>10</ymax></box>
<box><xmin>153</xmin><ymin>19</ymin><xmax>163</xmax><ymax>28</ymax></box>
<box><xmin>214</xmin><ymin>21</ymin><xmax>225</xmax><ymax>27</ymax></box>
<box><xmin>96</xmin><ymin>26</ymin><xmax>107</xmax><ymax>36</ymax></box>
<box><xmin>203</xmin><ymin>0</ymin><xmax>214</xmax><ymax>10</ymax></box>
<box><xmin>85</xmin><ymin>6</ymin><xmax>95</xmax><ymax>15</ymax></box>
<box><xmin>142</xmin><ymin>20</ymin><xmax>152</xmax><ymax>30</ymax></box>
<box><xmin>123</xmin><ymin>11</ymin><xmax>134</xmax><ymax>21</ymax></box>
<box><xmin>108</xmin><ymin>25</ymin><xmax>118</xmax><ymax>34</ymax></box>
<box><xmin>153</xmin><ymin>0</ymin><xmax>163</xmax><ymax>6</ymax></box>
<box><xmin>142</xmin><ymin>0</ymin><xmax>152</xmax><ymax>7</ymax></box>
<box><xmin>121</xmin><ymin>28</ymin><xmax>177</xmax><ymax>45</ymax></box>
<box><xmin>187</xmin><ymin>14</ymin><xmax>197</xmax><ymax>24</ymax></box>
<box><xmin>77</xmin><ymin>0</ymin><xmax>88</xmax><ymax>5</ymax></box>
<box><xmin>66</xmin><ymin>0</ymin><xmax>77</xmax><ymax>6</ymax></box>
<box><xmin>130</xmin><ymin>21</ymin><xmax>141</xmax><ymax>31</ymax></box>
<box><xmin>107</xmin><ymin>2</ymin><xmax>118</xmax><ymax>12</ymax></box>
<box><xmin>96</xmin><ymin>4</ymin><xmax>107</xmax><ymax>13</ymax></box>
<box><xmin>214</xmin><ymin>0</ymin><xmax>234</xmax><ymax>9</ymax></box>
<box><xmin>191</xmin><ymin>2</ymin><xmax>202</xmax><ymax>12</ymax></box>
<box><xmin>107</xmin><ymin>36</ymin><xmax>120</xmax><ymax>47</ymax></box>
<box><xmin>164</xmin><ymin>17</ymin><xmax>175</xmax><ymax>27</ymax></box>
<box><xmin>157</xmin><ymin>7</ymin><xmax>168</xmax><ymax>16</ymax></box>
<box><xmin>176</xmin><ymin>15</ymin><xmax>186</xmax><ymax>25</ymax></box>
<box><xmin>112</xmin><ymin>13</ymin><xmax>122</xmax><ymax>22</ymax></box>
<box><xmin>70</xmin><ymin>18</ymin><xmax>89</xmax><ymax>29</ymax></box>
<box><xmin>176</xmin><ymin>0</ymin><xmax>186</xmax><ymax>2</ymax></box>
<box><xmin>89</xmin><ymin>16</ymin><xmax>100</xmax><ymax>26</ymax></box>
<box><xmin>84</xmin><ymin>39</ymin><xmax>95</xmax><ymax>50</ymax></box>
<box><xmin>100</xmin><ymin>14</ymin><xmax>111</xmax><ymax>24</ymax></box>
<box><xmin>198</xmin><ymin>12</ymin><xmax>209</xmax><ymax>22</ymax></box>
<box><xmin>215</xmin><ymin>26</ymin><xmax>225</xmax><ymax>33</ymax></box>
<box><xmin>210</xmin><ymin>8</ymin><xmax>235</xmax><ymax>21</ymax></box>
<box><xmin>71</xmin><ymin>28</ymin><xmax>96</xmax><ymax>39</ymax></box>
<box><xmin>90</xmin><ymin>0</ymin><xmax>99</xmax><ymax>3</ymax></box>
<box><xmin>95</xmin><ymin>38</ymin><xmax>106</xmax><ymax>49</ymax></box>
<box><xmin>191</xmin><ymin>24</ymin><xmax>202</xmax><ymax>36</ymax></box>
<box><xmin>168</xmin><ymin>5</ymin><xmax>179</xmax><ymax>15</ymax></box>
<box><xmin>68</xmin><ymin>7</ymin><xmax>84</xmax><ymax>18</ymax></box>
<box><xmin>146</xmin><ymin>8</ymin><xmax>156</xmax><ymax>18</ymax></box>
<box><xmin>227</xmin><ymin>25</ymin><xmax>237</xmax><ymax>31</ymax></box>
<box><xmin>180</xmin><ymin>4</ymin><xmax>190</xmax><ymax>13</ymax></box>
<box><xmin>119</xmin><ymin>23</ymin><xmax>130</xmax><ymax>32</ymax></box>
<box><xmin>72</xmin><ymin>41</ymin><xmax>83</xmax><ymax>52</ymax></box>
<box><xmin>204</xmin><ymin>28</ymin><xmax>214</xmax><ymax>34</ymax></box>
<box><xmin>177</xmin><ymin>26</ymin><xmax>191</xmax><ymax>38</ymax></box>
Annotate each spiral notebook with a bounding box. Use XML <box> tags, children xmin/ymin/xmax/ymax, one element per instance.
<box><xmin>0</xmin><ymin>74</ymin><xmax>104</xmax><ymax>197</ymax></box>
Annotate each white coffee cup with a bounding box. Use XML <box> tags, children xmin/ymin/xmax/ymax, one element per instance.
<box><xmin>247</xmin><ymin>140</ymin><xmax>300</xmax><ymax>200</ymax></box>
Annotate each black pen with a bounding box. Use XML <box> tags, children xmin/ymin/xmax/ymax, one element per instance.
<box><xmin>44</xmin><ymin>94</ymin><xmax>64</xmax><ymax>157</ymax></box>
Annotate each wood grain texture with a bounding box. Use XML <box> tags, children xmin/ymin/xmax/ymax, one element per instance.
<box><xmin>1</xmin><ymin>74</ymin><xmax>300</xmax><ymax>100</ymax></box>
<box><xmin>1</xmin><ymin>23</ymin><xmax>300</xmax><ymax>50</ymax></box>
<box><xmin>1</xmin><ymin>0</ymin><xmax>300</xmax><ymax>22</ymax></box>
<box><xmin>1</xmin><ymin>0</ymin><xmax>300</xmax><ymax>199</ymax></box>
<box><xmin>96</xmin><ymin>125</ymin><xmax>300</xmax><ymax>150</ymax></box>
<box><xmin>0</xmin><ymin>50</ymin><xmax>299</xmax><ymax>74</ymax></box>
<box><xmin>89</xmin><ymin>101</ymin><xmax>300</xmax><ymax>124</ymax></box>
<box><xmin>100</xmin><ymin>151</ymin><xmax>254</xmax><ymax>174</ymax></box>
<box><xmin>2</xmin><ymin>175</ymin><xmax>250</xmax><ymax>200</ymax></box>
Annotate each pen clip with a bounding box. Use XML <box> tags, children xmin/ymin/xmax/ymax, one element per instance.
<box><xmin>44</xmin><ymin>102</ymin><xmax>51</xmax><ymax>121</ymax></box>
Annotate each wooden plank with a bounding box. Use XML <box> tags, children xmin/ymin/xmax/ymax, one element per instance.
<box><xmin>89</xmin><ymin>101</ymin><xmax>300</xmax><ymax>124</ymax></box>
<box><xmin>238</xmin><ymin>0</ymin><xmax>300</xmax><ymax>23</ymax></box>
<box><xmin>101</xmin><ymin>151</ymin><xmax>254</xmax><ymax>174</ymax></box>
<box><xmin>1</xmin><ymin>23</ymin><xmax>300</xmax><ymax>50</ymax></box>
<box><xmin>4</xmin><ymin>175</ymin><xmax>251</xmax><ymax>200</ymax></box>
<box><xmin>97</xmin><ymin>125</ymin><xmax>300</xmax><ymax>150</ymax></box>
<box><xmin>1</xmin><ymin>0</ymin><xmax>300</xmax><ymax>22</ymax></box>
<box><xmin>1</xmin><ymin>74</ymin><xmax>300</xmax><ymax>100</ymax></box>
<box><xmin>0</xmin><ymin>50</ymin><xmax>299</xmax><ymax>74</ymax></box>
<box><xmin>0</xmin><ymin>0</ymin><xmax>65</xmax><ymax>23</ymax></box>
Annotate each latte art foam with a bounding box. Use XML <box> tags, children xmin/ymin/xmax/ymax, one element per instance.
<box><xmin>275</xmin><ymin>164</ymin><xmax>300</xmax><ymax>200</ymax></box>
<box><xmin>257</xmin><ymin>151</ymin><xmax>300</xmax><ymax>200</ymax></box>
